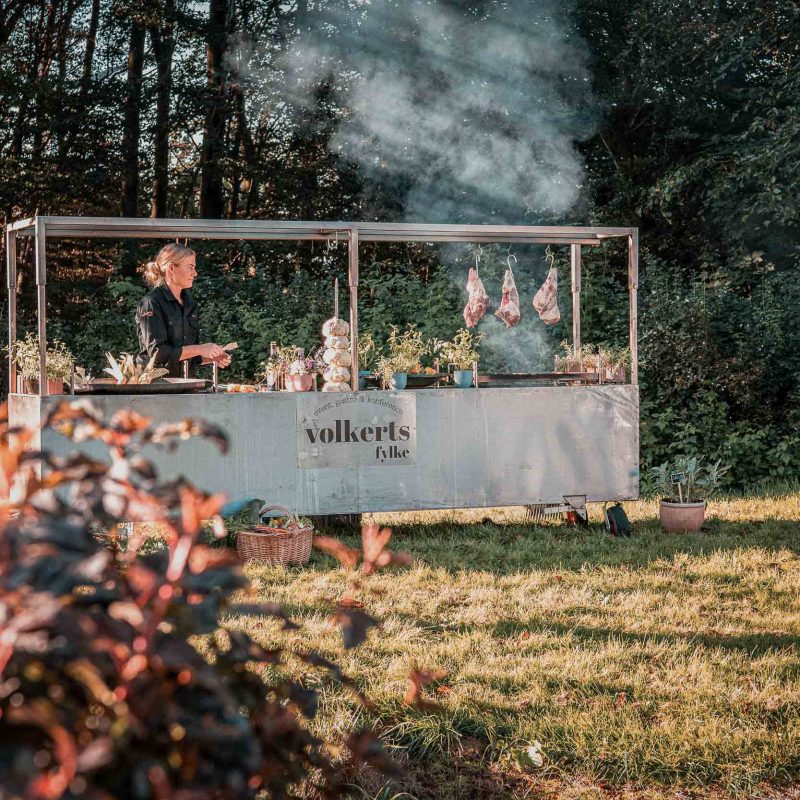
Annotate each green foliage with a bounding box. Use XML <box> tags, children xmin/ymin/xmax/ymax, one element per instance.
<box><xmin>649</xmin><ymin>456</ymin><xmax>730</xmax><ymax>502</ymax></box>
<box><xmin>6</xmin><ymin>333</ymin><xmax>75</xmax><ymax>381</ymax></box>
<box><xmin>434</xmin><ymin>329</ymin><xmax>484</xmax><ymax>371</ymax></box>
<box><xmin>0</xmin><ymin>403</ymin><xmax>396</xmax><ymax>798</ymax></box>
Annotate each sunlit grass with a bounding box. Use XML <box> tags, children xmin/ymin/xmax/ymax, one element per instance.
<box><xmin>218</xmin><ymin>495</ymin><xmax>800</xmax><ymax>799</ymax></box>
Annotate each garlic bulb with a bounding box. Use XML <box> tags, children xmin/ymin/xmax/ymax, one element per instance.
<box><xmin>322</xmin><ymin>318</ymin><xmax>350</xmax><ymax>337</ymax></box>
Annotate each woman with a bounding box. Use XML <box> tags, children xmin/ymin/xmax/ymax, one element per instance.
<box><xmin>136</xmin><ymin>243</ymin><xmax>231</xmax><ymax>376</ymax></box>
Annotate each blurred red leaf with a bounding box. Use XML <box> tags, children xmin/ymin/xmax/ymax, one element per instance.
<box><xmin>404</xmin><ymin>667</ymin><xmax>447</xmax><ymax>709</ymax></box>
<box><xmin>361</xmin><ymin>523</ymin><xmax>414</xmax><ymax>575</ymax></box>
<box><xmin>313</xmin><ymin>535</ymin><xmax>360</xmax><ymax>568</ymax></box>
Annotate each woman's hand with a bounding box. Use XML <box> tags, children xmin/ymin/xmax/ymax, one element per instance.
<box><xmin>198</xmin><ymin>342</ymin><xmax>231</xmax><ymax>368</ymax></box>
<box><xmin>198</xmin><ymin>343</ymin><xmax>226</xmax><ymax>361</ymax></box>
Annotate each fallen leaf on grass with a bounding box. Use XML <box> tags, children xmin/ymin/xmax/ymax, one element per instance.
<box><xmin>516</xmin><ymin>740</ymin><xmax>545</xmax><ymax>770</ymax></box>
<box><xmin>614</xmin><ymin>691</ymin><xmax>627</xmax><ymax>709</ymax></box>
<box><xmin>552</xmin><ymin>690</ymin><xmax>574</xmax><ymax>706</ymax></box>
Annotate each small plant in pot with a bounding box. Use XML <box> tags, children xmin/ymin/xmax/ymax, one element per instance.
<box><xmin>5</xmin><ymin>332</ymin><xmax>75</xmax><ymax>394</ymax></box>
<box><xmin>287</xmin><ymin>349</ymin><xmax>318</xmax><ymax>392</ymax></box>
<box><xmin>358</xmin><ymin>332</ymin><xmax>377</xmax><ymax>389</ymax></box>
<box><xmin>435</xmin><ymin>328</ymin><xmax>483</xmax><ymax>388</ymax></box>
<box><xmin>379</xmin><ymin>325</ymin><xmax>430</xmax><ymax>390</ymax></box>
<box><xmin>650</xmin><ymin>456</ymin><xmax>730</xmax><ymax>533</ymax></box>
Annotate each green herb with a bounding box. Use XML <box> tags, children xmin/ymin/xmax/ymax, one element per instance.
<box><xmin>5</xmin><ymin>332</ymin><xmax>75</xmax><ymax>381</ymax></box>
<box><xmin>434</xmin><ymin>329</ymin><xmax>483</xmax><ymax>370</ymax></box>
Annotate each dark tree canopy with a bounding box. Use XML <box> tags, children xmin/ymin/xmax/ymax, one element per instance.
<box><xmin>1</xmin><ymin>0</ymin><xmax>798</xmax><ymax>485</ymax></box>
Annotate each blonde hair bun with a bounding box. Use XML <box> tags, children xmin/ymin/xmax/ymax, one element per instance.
<box><xmin>141</xmin><ymin>243</ymin><xmax>195</xmax><ymax>287</ymax></box>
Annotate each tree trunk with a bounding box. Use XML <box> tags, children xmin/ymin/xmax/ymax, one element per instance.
<box><xmin>121</xmin><ymin>20</ymin><xmax>145</xmax><ymax>220</ymax></box>
<box><xmin>150</xmin><ymin>0</ymin><xmax>175</xmax><ymax>218</ymax></box>
<box><xmin>199</xmin><ymin>0</ymin><xmax>229</xmax><ymax>219</ymax></box>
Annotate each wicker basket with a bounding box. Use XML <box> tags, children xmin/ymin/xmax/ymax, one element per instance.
<box><xmin>236</xmin><ymin>504</ymin><xmax>314</xmax><ymax>565</ymax></box>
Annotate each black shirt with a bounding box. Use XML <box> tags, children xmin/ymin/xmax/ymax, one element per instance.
<box><xmin>136</xmin><ymin>284</ymin><xmax>201</xmax><ymax>377</ymax></box>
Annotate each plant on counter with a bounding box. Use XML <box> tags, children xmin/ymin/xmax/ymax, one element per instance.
<box><xmin>357</xmin><ymin>332</ymin><xmax>378</xmax><ymax>372</ymax></box>
<box><xmin>435</xmin><ymin>328</ymin><xmax>483</xmax><ymax>371</ymax></box>
<box><xmin>386</xmin><ymin>324</ymin><xmax>430</xmax><ymax>374</ymax></box>
<box><xmin>650</xmin><ymin>456</ymin><xmax>730</xmax><ymax>532</ymax></box>
<box><xmin>6</xmin><ymin>332</ymin><xmax>76</xmax><ymax>386</ymax></box>
<box><xmin>375</xmin><ymin>354</ymin><xmax>406</xmax><ymax>389</ymax></box>
<box><xmin>557</xmin><ymin>341</ymin><xmax>630</xmax><ymax>380</ymax></box>
<box><xmin>104</xmin><ymin>352</ymin><xmax>170</xmax><ymax>384</ymax></box>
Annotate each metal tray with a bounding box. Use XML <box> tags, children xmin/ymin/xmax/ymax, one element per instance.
<box><xmin>406</xmin><ymin>373</ymin><xmax>447</xmax><ymax>388</ymax></box>
<box><xmin>75</xmin><ymin>378</ymin><xmax>210</xmax><ymax>394</ymax></box>
<box><xmin>363</xmin><ymin>373</ymin><xmax>446</xmax><ymax>389</ymax></box>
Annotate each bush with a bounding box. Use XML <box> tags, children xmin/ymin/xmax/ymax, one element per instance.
<box><xmin>0</xmin><ymin>401</ymin><xmax>402</xmax><ymax>799</ymax></box>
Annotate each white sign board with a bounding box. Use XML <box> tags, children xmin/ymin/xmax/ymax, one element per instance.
<box><xmin>296</xmin><ymin>392</ymin><xmax>417</xmax><ymax>468</ymax></box>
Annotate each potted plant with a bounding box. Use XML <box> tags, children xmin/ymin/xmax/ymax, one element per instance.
<box><xmin>650</xmin><ymin>456</ymin><xmax>730</xmax><ymax>532</ymax></box>
<box><xmin>286</xmin><ymin>350</ymin><xmax>317</xmax><ymax>392</ymax></box>
<box><xmin>435</xmin><ymin>329</ymin><xmax>483</xmax><ymax>388</ymax></box>
<box><xmin>379</xmin><ymin>325</ymin><xmax>430</xmax><ymax>390</ymax></box>
<box><xmin>256</xmin><ymin>344</ymin><xmax>297</xmax><ymax>391</ymax></box>
<box><xmin>6</xmin><ymin>332</ymin><xmax>74</xmax><ymax>395</ymax></box>
<box><xmin>357</xmin><ymin>332</ymin><xmax>377</xmax><ymax>389</ymax></box>
<box><xmin>555</xmin><ymin>341</ymin><xmax>630</xmax><ymax>383</ymax></box>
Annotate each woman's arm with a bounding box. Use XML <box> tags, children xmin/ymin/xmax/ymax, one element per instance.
<box><xmin>181</xmin><ymin>343</ymin><xmax>230</xmax><ymax>365</ymax></box>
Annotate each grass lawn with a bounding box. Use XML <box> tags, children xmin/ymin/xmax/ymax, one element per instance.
<box><xmin>223</xmin><ymin>495</ymin><xmax>800</xmax><ymax>799</ymax></box>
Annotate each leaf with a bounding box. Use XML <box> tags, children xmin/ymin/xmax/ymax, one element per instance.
<box><xmin>403</xmin><ymin>667</ymin><xmax>447</xmax><ymax>709</ymax></box>
<box><xmin>361</xmin><ymin>523</ymin><xmax>414</xmax><ymax>575</ymax></box>
<box><xmin>329</xmin><ymin>604</ymin><xmax>379</xmax><ymax>649</ymax></box>
<box><xmin>313</xmin><ymin>535</ymin><xmax>360</xmax><ymax>568</ymax></box>
<box><xmin>76</xmin><ymin>736</ymin><xmax>114</xmax><ymax>771</ymax></box>
<box><xmin>109</xmin><ymin>409</ymin><xmax>152</xmax><ymax>435</ymax></box>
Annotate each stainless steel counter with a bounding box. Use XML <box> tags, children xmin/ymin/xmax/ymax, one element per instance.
<box><xmin>10</xmin><ymin>385</ymin><xmax>639</xmax><ymax>515</ymax></box>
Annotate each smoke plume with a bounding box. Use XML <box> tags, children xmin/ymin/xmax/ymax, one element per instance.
<box><xmin>283</xmin><ymin>0</ymin><xmax>595</xmax><ymax>223</ymax></box>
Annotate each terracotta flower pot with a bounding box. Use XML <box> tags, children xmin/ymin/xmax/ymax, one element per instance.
<box><xmin>16</xmin><ymin>376</ymin><xmax>65</xmax><ymax>395</ymax></box>
<box><xmin>293</xmin><ymin>374</ymin><xmax>313</xmax><ymax>392</ymax></box>
<box><xmin>659</xmin><ymin>500</ymin><xmax>706</xmax><ymax>533</ymax></box>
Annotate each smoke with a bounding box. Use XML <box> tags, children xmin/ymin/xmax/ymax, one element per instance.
<box><xmin>231</xmin><ymin>1</ymin><xmax>593</xmax><ymax>368</ymax></box>
<box><xmin>281</xmin><ymin>0</ymin><xmax>595</xmax><ymax>223</ymax></box>
<box><xmin>443</xmin><ymin>243</ymin><xmax>567</xmax><ymax>372</ymax></box>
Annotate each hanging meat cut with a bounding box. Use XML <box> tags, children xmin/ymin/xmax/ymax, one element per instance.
<box><xmin>463</xmin><ymin>267</ymin><xmax>490</xmax><ymax>328</ymax></box>
<box><xmin>495</xmin><ymin>268</ymin><xmax>521</xmax><ymax>327</ymax></box>
<box><xmin>533</xmin><ymin>266</ymin><xmax>560</xmax><ymax>325</ymax></box>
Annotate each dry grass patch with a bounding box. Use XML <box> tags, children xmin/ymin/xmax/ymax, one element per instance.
<box><xmin>218</xmin><ymin>494</ymin><xmax>800</xmax><ymax>799</ymax></box>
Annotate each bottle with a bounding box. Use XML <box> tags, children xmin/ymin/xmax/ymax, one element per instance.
<box><xmin>265</xmin><ymin>341</ymin><xmax>278</xmax><ymax>391</ymax></box>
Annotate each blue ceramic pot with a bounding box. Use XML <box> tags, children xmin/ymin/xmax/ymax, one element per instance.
<box><xmin>358</xmin><ymin>370</ymin><xmax>370</xmax><ymax>390</ymax></box>
<box><xmin>390</xmin><ymin>372</ymin><xmax>408</xmax><ymax>390</ymax></box>
<box><xmin>453</xmin><ymin>369</ymin><xmax>474</xmax><ymax>388</ymax></box>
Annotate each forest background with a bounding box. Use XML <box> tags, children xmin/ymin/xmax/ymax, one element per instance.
<box><xmin>0</xmin><ymin>0</ymin><xmax>798</xmax><ymax>488</ymax></box>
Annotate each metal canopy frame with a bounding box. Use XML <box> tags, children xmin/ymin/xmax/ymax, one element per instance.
<box><xmin>5</xmin><ymin>216</ymin><xmax>639</xmax><ymax>394</ymax></box>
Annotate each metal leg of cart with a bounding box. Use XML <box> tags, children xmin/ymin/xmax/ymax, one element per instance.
<box><xmin>525</xmin><ymin>495</ymin><xmax>589</xmax><ymax>527</ymax></box>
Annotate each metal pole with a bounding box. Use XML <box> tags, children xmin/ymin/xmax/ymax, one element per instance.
<box><xmin>6</xmin><ymin>228</ymin><xmax>17</xmax><ymax>394</ymax></box>
<box><xmin>348</xmin><ymin>228</ymin><xmax>359</xmax><ymax>391</ymax></box>
<box><xmin>34</xmin><ymin>218</ymin><xmax>47</xmax><ymax>397</ymax></box>
<box><xmin>628</xmin><ymin>230</ymin><xmax>639</xmax><ymax>385</ymax></box>
<box><xmin>571</xmin><ymin>244</ymin><xmax>581</xmax><ymax>355</ymax></box>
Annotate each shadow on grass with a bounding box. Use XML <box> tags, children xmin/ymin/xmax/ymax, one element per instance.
<box><xmin>492</xmin><ymin>616</ymin><xmax>800</xmax><ymax>659</ymax></box>
<box><xmin>366</xmin><ymin>517</ymin><xmax>800</xmax><ymax>573</ymax></box>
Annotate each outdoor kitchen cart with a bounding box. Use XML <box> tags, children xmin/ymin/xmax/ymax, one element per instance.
<box><xmin>6</xmin><ymin>217</ymin><xmax>640</xmax><ymax>515</ymax></box>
